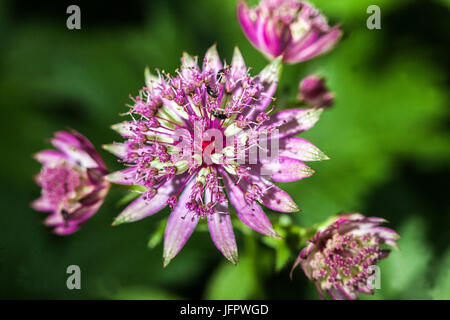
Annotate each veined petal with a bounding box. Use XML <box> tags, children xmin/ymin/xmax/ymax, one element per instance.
<box><xmin>144</xmin><ymin>67</ymin><xmax>159</xmax><ymax>88</ymax></box>
<box><xmin>265</xmin><ymin>108</ymin><xmax>323</xmax><ymax>139</ymax></box>
<box><xmin>102</xmin><ymin>143</ymin><xmax>127</xmax><ymax>158</ymax></box>
<box><xmin>279</xmin><ymin>137</ymin><xmax>329</xmax><ymax>161</ymax></box>
<box><xmin>203</xmin><ymin>44</ymin><xmax>222</xmax><ymax>73</ymax></box>
<box><xmin>230</xmin><ymin>46</ymin><xmax>247</xmax><ymax>80</ymax></box>
<box><xmin>111</xmin><ymin>121</ymin><xmax>135</xmax><ymax>138</ymax></box>
<box><xmin>221</xmin><ymin>171</ymin><xmax>279</xmax><ymax>238</ymax></box>
<box><xmin>33</xmin><ymin>150</ymin><xmax>66</xmax><ymax>165</ymax></box>
<box><xmin>31</xmin><ymin>196</ymin><xmax>54</xmax><ymax>212</ymax></box>
<box><xmin>53</xmin><ymin>224</ymin><xmax>80</xmax><ymax>236</ymax></box>
<box><xmin>246</xmin><ymin>174</ymin><xmax>300</xmax><ymax>213</ymax></box>
<box><xmin>205</xmin><ymin>190</ymin><xmax>238</xmax><ymax>264</ymax></box>
<box><xmin>237</xmin><ymin>2</ymin><xmax>259</xmax><ymax>47</ymax></box>
<box><xmin>254</xmin><ymin>56</ymin><xmax>282</xmax><ymax>113</ymax></box>
<box><xmin>106</xmin><ymin>168</ymin><xmax>136</xmax><ymax>185</ymax></box>
<box><xmin>163</xmin><ymin>177</ymin><xmax>198</xmax><ymax>266</ymax></box>
<box><xmin>181</xmin><ymin>51</ymin><xmax>199</xmax><ymax>70</ymax></box>
<box><xmin>113</xmin><ymin>174</ymin><xmax>188</xmax><ymax>226</ymax></box>
<box><xmin>51</xmin><ymin>131</ymin><xmax>98</xmax><ymax>168</ymax></box>
<box><xmin>285</xmin><ymin>27</ymin><xmax>342</xmax><ymax>63</ymax></box>
<box><xmin>261</xmin><ymin>157</ymin><xmax>315</xmax><ymax>182</ymax></box>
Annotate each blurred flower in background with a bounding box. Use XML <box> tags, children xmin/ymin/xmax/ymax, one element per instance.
<box><xmin>297</xmin><ymin>75</ymin><xmax>334</xmax><ymax>108</ymax></box>
<box><xmin>291</xmin><ymin>213</ymin><xmax>400</xmax><ymax>300</ymax></box>
<box><xmin>31</xmin><ymin>130</ymin><xmax>109</xmax><ymax>235</ymax></box>
<box><xmin>237</xmin><ymin>0</ymin><xmax>341</xmax><ymax>63</ymax></box>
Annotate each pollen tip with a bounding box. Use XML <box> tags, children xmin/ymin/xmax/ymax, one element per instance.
<box><xmin>163</xmin><ymin>257</ymin><xmax>172</xmax><ymax>268</ymax></box>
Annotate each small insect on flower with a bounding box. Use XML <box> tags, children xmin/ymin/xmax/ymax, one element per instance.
<box><xmin>237</xmin><ymin>0</ymin><xmax>342</xmax><ymax>64</ymax></box>
<box><xmin>31</xmin><ymin>130</ymin><xmax>110</xmax><ymax>235</ymax></box>
<box><xmin>105</xmin><ymin>45</ymin><xmax>330</xmax><ymax>266</ymax></box>
<box><xmin>291</xmin><ymin>213</ymin><xmax>400</xmax><ymax>300</ymax></box>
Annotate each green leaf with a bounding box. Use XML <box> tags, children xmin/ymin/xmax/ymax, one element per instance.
<box><xmin>429</xmin><ymin>249</ymin><xmax>450</xmax><ymax>299</ymax></box>
<box><xmin>204</xmin><ymin>255</ymin><xmax>260</xmax><ymax>300</ymax></box>
<box><xmin>109</xmin><ymin>286</ymin><xmax>181</xmax><ymax>300</ymax></box>
<box><xmin>116</xmin><ymin>191</ymin><xmax>142</xmax><ymax>207</ymax></box>
<box><xmin>147</xmin><ymin>220</ymin><xmax>167</xmax><ymax>249</ymax></box>
<box><xmin>369</xmin><ymin>216</ymin><xmax>432</xmax><ymax>299</ymax></box>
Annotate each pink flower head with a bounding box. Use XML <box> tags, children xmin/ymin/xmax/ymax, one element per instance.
<box><xmin>237</xmin><ymin>0</ymin><xmax>341</xmax><ymax>64</ymax></box>
<box><xmin>298</xmin><ymin>75</ymin><xmax>334</xmax><ymax>108</ymax></box>
<box><xmin>32</xmin><ymin>130</ymin><xmax>110</xmax><ymax>235</ymax></box>
<box><xmin>291</xmin><ymin>213</ymin><xmax>400</xmax><ymax>300</ymax></box>
<box><xmin>105</xmin><ymin>45</ymin><xmax>329</xmax><ymax>266</ymax></box>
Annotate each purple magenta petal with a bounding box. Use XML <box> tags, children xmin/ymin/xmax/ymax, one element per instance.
<box><xmin>106</xmin><ymin>168</ymin><xmax>137</xmax><ymax>185</ymax></box>
<box><xmin>163</xmin><ymin>177</ymin><xmax>198</xmax><ymax>266</ymax></box>
<box><xmin>264</xmin><ymin>108</ymin><xmax>323</xmax><ymax>139</ymax></box>
<box><xmin>237</xmin><ymin>2</ymin><xmax>259</xmax><ymax>49</ymax></box>
<box><xmin>230</xmin><ymin>46</ymin><xmax>247</xmax><ymax>80</ymax></box>
<box><xmin>202</xmin><ymin>44</ymin><xmax>222</xmax><ymax>73</ymax></box>
<box><xmin>51</xmin><ymin>131</ymin><xmax>98</xmax><ymax>168</ymax></box>
<box><xmin>113</xmin><ymin>174</ymin><xmax>188</xmax><ymax>226</ymax></box>
<box><xmin>205</xmin><ymin>190</ymin><xmax>238</xmax><ymax>264</ymax></box>
<box><xmin>33</xmin><ymin>150</ymin><xmax>66</xmax><ymax>165</ymax></box>
<box><xmin>221</xmin><ymin>170</ymin><xmax>280</xmax><ymax>238</ymax></box>
<box><xmin>102</xmin><ymin>143</ymin><xmax>127</xmax><ymax>158</ymax></box>
<box><xmin>279</xmin><ymin>137</ymin><xmax>329</xmax><ymax>161</ymax></box>
<box><xmin>253</xmin><ymin>56</ymin><xmax>282</xmax><ymax>113</ymax></box>
<box><xmin>261</xmin><ymin>156</ymin><xmax>315</xmax><ymax>182</ymax></box>
<box><xmin>244</xmin><ymin>173</ymin><xmax>299</xmax><ymax>213</ymax></box>
<box><xmin>285</xmin><ymin>27</ymin><xmax>342</xmax><ymax>63</ymax></box>
<box><xmin>31</xmin><ymin>197</ymin><xmax>55</xmax><ymax>212</ymax></box>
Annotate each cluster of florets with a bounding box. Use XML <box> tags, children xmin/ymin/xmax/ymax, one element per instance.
<box><xmin>238</xmin><ymin>0</ymin><xmax>341</xmax><ymax>63</ymax></box>
<box><xmin>32</xmin><ymin>130</ymin><xmax>110</xmax><ymax>235</ymax></box>
<box><xmin>291</xmin><ymin>213</ymin><xmax>400</xmax><ymax>300</ymax></box>
<box><xmin>110</xmin><ymin>46</ymin><xmax>280</xmax><ymax>217</ymax></box>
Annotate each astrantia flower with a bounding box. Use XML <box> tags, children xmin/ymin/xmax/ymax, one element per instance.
<box><xmin>298</xmin><ymin>75</ymin><xmax>334</xmax><ymax>108</ymax></box>
<box><xmin>32</xmin><ymin>130</ymin><xmax>109</xmax><ymax>235</ymax></box>
<box><xmin>105</xmin><ymin>45</ymin><xmax>329</xmax><ymax>266</ymax></box>
<box><xmin>237</xmin><ymin>0</ymin><xmax>341</xmax><ymax>64</ymax></box>
<box><xmin>291</xmin><ymin>213</ymin><xmax>400</xmax><ymax>300</ymax></box>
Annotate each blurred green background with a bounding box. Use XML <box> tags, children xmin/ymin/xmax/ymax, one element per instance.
<box><xmin>0</xmin><ymin>0</ymin><xmax>449</xmax><ymax>299</ymax></box>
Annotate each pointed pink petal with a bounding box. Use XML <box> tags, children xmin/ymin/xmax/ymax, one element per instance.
<box><xmin>163</xmin><ymin>177</ymin><xmax>198</xmax><ymax>266</ymax></box>
<box><xmin>254</xmin><ymin>56</ymin><xmax>282</xmax><ymax>113</ymax></box>
<box><xmin>230</xmin><ymin>46</ymin><xmax>247</xmax><ymax>80</ymax></box>
<box><xmin>285</xmin><ymin>27</ymin><xmax>342</xmax><ymax>63</ymax></box>
<box><xmin>202</xmin><ymin>44</ymin><xmax>222</xmax><ymax>73</ymax></box>
<box><xmin>237</xmin><ymin>2</ymin><xmax>259</xmax><ymax>48</ymax></box>
<box><xmin>102</xmin><ymin>143</ymin><xmax>127</xmax><ymax>158</ymax></box>
<box><xmin>113</xmin><ymin>174</ymin><xmax>188</xmax><ymax>225</ymax></box>
<box><xmin>181</xmin><ymin>51</ymin><xmax>199</xmax><ymax>70</ymax></box>
<box><xmin>256</xmin><ymin>177</ymin><xmax>299</xmax><ymax>213</ymax></box>
<box><xmin>265</xmin><ymin>108</ymin><xmax>323</xmax><ymax>139</ymax></box>
<box><xmin>51</xmin><ymin>131</ymin><xmax>98</xmax><ymax>168</ymax></box>
<box><xmin>68</xmin><ymin>129</ymin><xmax>107</xmax><ymax>169</ymax></box>
<box><xmin>279</xmin><ymin>137</ymin><xmax>329</xmax><ymax>161</ymax></box>
<box><xmin>111</xmin><ymin>121</ymin><xmax>135</xmax><ymax>138</ymax></box>
<box><xmin>205</xmin><ymin>189</ymin><xmax>238</xmax><ymax>264</ymax></box>
<box><xmin>106</xmin><ymin>168</ymin><xmax>136</xmax><ymax>185</ymax></box>
<box><xmin>221</xmin><ymin>171</ymin><xmax>279</xmax><ymax>238</ymax></box>
<box><xmin>53</xmin><ymin>224</ymin><xmax>80</xmax><ymax>236</ymax></box>
<box><xmin>261</xmin><ymin>156</ymin><xmax>315</xmax><ymax>182</ymax></box>
<box><xmin>31</xmin><ymin>197</ymin><xmax>54</xmax><ymax>212</ymax></box>
<box><xmin>33</xmin><ymin>150</ymin><xmax>66</xmax><ymax>165</ymax></box>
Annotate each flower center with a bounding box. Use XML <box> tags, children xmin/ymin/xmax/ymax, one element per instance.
<box><xmin>39</xmin><ymin>164</ymin><xmax>81</xmax><ymax>206</ymax></box>
<box><xmin>311</xmin><ymin>232</ymin><xmax>382</xmax><ymax>290</ymax></box>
